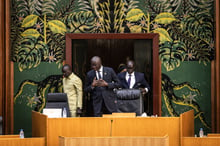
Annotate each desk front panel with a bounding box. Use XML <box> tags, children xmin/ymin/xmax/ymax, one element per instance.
<box><xmin>182</xmin><ymin>137</ymin><xmax>220</xmax><ymax>146</ymax></box>
<box><xmin>112</xmin><ymin>117</ymin><xmax>179</xmax><ymax>146</ymax></box>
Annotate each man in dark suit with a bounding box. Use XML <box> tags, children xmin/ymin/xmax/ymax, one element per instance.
<box><xmin>84</xmin><ymin>56</ymin><xmax>120</xmax><ymax>117</ymax></box>
<box><xmin>117</xmin><ymin>60</ymin><xmax>150</xmax><ymax>94</ymax></box>
<box><xmin>117</xmin><ymin>60</ymin><xmax>150</xmax><ymax>115</ymax></box>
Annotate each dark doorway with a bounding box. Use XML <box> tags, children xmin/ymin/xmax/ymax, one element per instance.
<box><xmin>71</xmin><ymin>39</ymin><xmax>153</xmax><ymax>116</ymax></box>
<box><xmin>65</xmin><ymin>33</ymin><xmax>161</xmax><ymax>116</ymax></box>
<box><xmin>72</xmin><ymin>39</ymin><xmax>134</xmax><ymax>74</ymax></box>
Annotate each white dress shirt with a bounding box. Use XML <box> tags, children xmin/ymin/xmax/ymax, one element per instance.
<box><xmin>126</xmin><ymin>72</ymin><xmax>135</xmax><ymax>89</ymax></box>
<box><xmin>96</xmin><ymin>66</ymin><xmax>103</xmax><ymax>80</ymax></box>
<box><xmin>126</xmin><ymin>72</ymin><xmax>148</xmax><ymax>93</ymax></box>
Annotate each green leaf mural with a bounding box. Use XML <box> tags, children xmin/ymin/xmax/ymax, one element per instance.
<box><xmin>14</xmin><ymin>0</ymin><xmax>29</xmax><ymax>16</ymax></box>
<box><xmin>168</xmin><ymin>11</ymin><xmax>214</xmax><ymax>64</ymax></box>
<box><xmin>22</xmin><ymin>14</ymin><xmax>39</xmax><ymax>27</ymax></box>
<box><xmin>78</xmin><ymin>0</ymin><xmax>93</xmax><ymax>12</ymax></box>
<box><xmin>123</xmin><ymin>0</ymin><xmax>139</xmax><ymax>13</ymax></box>
<box><xmin>42</xmin><ymin>0</ymin><xmax>59</xmax><ymax>15</ymax></box>
<box><xmin>12</xmin><ymin>0</ymin><xmax>214</xmax><ymax>71</ymax></box>
<box><xmin>97</xmin><ymin>0</ymin><xmax>111</xmax><ymax>33</ymax></box>
<box><xmin>16</xmin><ymin>11</ymin><xmax>67</xmax><ymax>71</ymax></box>
<box><xmin>48</xmin><ymin>20</ymin><xmax>67</xmax><ymax>34</ymax></box>
<box><xmin>47</xmin><ymin>32</ymin><xmax>65</xmax><ymax>68</ymax></box>
<box><xmin>65</xmin><ymin>11</ymin><xmax>96</xmax><ymax>33</ymax></box>
<box><xmin>10</xmin><ymin>0</ymin><xmax>214</xmax><ymax>137</ymax></box>
<box><xmin>144</xmin><ymin>0</ymin><xmax>172</xmax><ymax>16</ymax></box>
<box><xmin>113</xmin><ymin>0</ymin><xmax>125</xmax><ymax>33</ymax></box>
<box><xmin>153</xmin><ymin>28</ymin><xmax>173</xmax><ymax>44</ymax></box>
<box><xmin>129</xmin><ymin>25</ymin><xmax>142</xmax><ymax>33</ymax></box>
<box><xmin>154</xmin><ymin>12</ymin><xmax>177</xmax><ymax>24</ymax></box>
<box><xmin>21</xmin><ymin>29</ymin><xmax>40</xmax><ymax>39</ymax></box>
<box><xmin>159</xmin><ymin>41</ymin><xmax>186</xmax><ymax>71</ymax></box>
<box><xmin>161</xmin><ymin>71</ymin><xmax>211</xmax><ymax>130</ymax></box>
<box><xmin>17</xmin><ymin>37</ymin><xmax>48</xmax><ymax>72</ymax></box>
<box><xmin>126</xmin><ymin>8</ymin><xmax>144</xmax><ymax>22</ymax></box>
<box><xmin>181</xmin><ymin>10</ymin><xmax>213</xmax><ymax>44</ymax></box>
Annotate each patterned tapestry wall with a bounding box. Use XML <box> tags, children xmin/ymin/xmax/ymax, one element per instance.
<box><xmin>11</xmin><ymin>0</ymin><xmax>214</xmax><ymax>136</ymax></box>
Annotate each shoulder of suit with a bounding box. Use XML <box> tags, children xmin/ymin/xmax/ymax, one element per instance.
<box><xmin>117</xmin><ymin>72</ymin><xmax>126</xmax><ymax>77</ymax></box>
<box><xmin>135</xmin><ymin>72</ymin><xmax>144</xmax><ymax>76</ymax></box>
<box><xmin>103</xmin><ymin>66</ymin><xmax>112</xmax><ymax>70</ymax></box>
<box><xmin>87</xmin><ymin>70</ymin><xmax>95</xmax><ymax>75</ymax></box>
<box><xmin>103</xmin><ymin>66</ymin><xmax>115</xmax><ymax>72</ymax></box>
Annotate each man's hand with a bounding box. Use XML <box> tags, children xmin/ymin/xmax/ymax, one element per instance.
<box><xmin>140</xmin><ymin>88</ymin><xmax>147</xmax><ymax>95</ymax></box>
<box><xmin>91</xmin><ymin>77</ymin><xmax>98</xmax><ymax>87</ymax></box>
<box><xmin>97</xmin><ymin>79</ymin><xmax>108</xmax><ymax>87</ymax></box>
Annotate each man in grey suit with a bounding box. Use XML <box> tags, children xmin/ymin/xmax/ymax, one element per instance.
<box><xmin>84</xmin><ymin>56</ymin><xmax>120</xmax><ymax>117</ymax></box>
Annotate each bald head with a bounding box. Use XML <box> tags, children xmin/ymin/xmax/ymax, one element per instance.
<box><xmin>126</xmin><ymin>60</ymin><xmax>135</xmax><ymax>74</ymax></box>
<box><xmin>62</xmin><ymin>64</ymin><xmax>72</xmax><ymax>78</ymax></box>
<box><xmin>91</xmin><ymin>56</ymin><xmax>102</xmax><ymax>71</ymax></box>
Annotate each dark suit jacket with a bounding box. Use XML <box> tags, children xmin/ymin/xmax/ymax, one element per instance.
<box><xmin>84</xmin><ymin>67</ymin><xmax>120</xmax><ymax>115</ymax></box>
<box><xmin>117</xmin><ymin>71</ymin><xmax>150</xmax><ymax>91</ymax></box>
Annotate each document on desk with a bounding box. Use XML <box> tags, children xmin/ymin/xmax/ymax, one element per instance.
<box><xmin>43</xmin><ymin>108</ymin><xmax>62</xmax><ymax>118</ymax></box>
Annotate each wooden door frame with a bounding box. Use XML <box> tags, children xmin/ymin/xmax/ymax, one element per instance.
<box><xmin>65</xmin><ymin>33</ymin><xmax>161</xmax><ymax>115</ymax></box>
<box><xmin>0</xmin><ymin>0</ymin><xmax>14</xmax><ymax>134</ymax></box>
<box><xmin>212</xmin><ymin>0</ymin><xmax>220</xmax><ymax>133</ymax></box>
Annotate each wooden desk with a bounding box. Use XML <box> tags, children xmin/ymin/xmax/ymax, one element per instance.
<box><xmin>0</xmin><ymin>135</ymin><xmax>19</xmax><ymax>138</ymax></box>
<box><xmin>207</xmin><ymin>133</ymin><xmax>220</xmax><ymax>137</ymax></box>
<box><xmin>32</xmin><ymin>112</ymin><xmax>112</xmax><ymax>146</ymax></box>
<box><xmin>103</xmin><ymin>113</ymin><xmax>136</xmax><ymax>118</ymax></box>
<box><xmin>112</xmin><ymin>117</ymin><xmax>179</xmax><ymax>145</ymax></box>
<box><xmin>32</xmin><ymin>110</ymin><xmax>194</xmax><ymax>146</ymax></box>
<box><xmin>59</xmin><ymin>135</ymin><xmax>169</xmax><ymax>146</ymax></box>
<box><xmin>182</xmin><ymin>137</ymin><xmax>220</xmax><ymax>146</ymax></box>
<box><xmin>0</xmin><ymin>137</ymin><xmax>45</xmax><ymax>146</ymax></box>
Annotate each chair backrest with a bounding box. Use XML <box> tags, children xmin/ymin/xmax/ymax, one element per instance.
<box><xmin>115</xmin><ymin>89</ymin><xmax>143</xmax><ymax>116</ymax></box>
<box><xmin>45</xmin><ymin>93</ymin><xmax>70</xmax><ymax>117</ymax></box>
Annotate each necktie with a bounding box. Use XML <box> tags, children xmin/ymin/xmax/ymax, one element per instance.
<box><xmin>98</xmin><ymin>71</ymin><xmax>102</xmax><ymax>79</ymax></box>
<box><xmin>127</xmin><ymin>74</ymin><xmax>131</xmax><ymax>88</ymax></box>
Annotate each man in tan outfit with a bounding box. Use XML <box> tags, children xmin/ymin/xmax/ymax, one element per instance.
<box><xmin>62</xmin><ymin>64</ymin><xmax>83</xmax><ymax>117</ymax></box>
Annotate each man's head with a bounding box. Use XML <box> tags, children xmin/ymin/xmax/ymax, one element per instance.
<box><xmin>62</xmin><ymin>64</ymin><xmax>72</xmax><ymax>78</ymax></box>
<box><xmin>126</xmin><ymin>60</ymin><xmax>135</xmax><ymax>74</ymax></box>
<box><xmin>91</xmin><ymin>56</ymin><xmax>102</xmax><ymax>71</ymax></box>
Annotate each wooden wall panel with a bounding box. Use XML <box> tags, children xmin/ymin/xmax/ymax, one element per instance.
<box><xmin>0</xmin><ymin>0</ymin><xmax>5</xmax><ymax>117</ymax></box>
<box><xmin>0</xmin><ymin>137</ymin><xmax>45</xmax><ymax>146</ymax></box>
<box><xmin>0</xmin><ymin>135</ymin><xmax>19</xmax><ymax>138</ymax></box>
<box><xmin>59</xmin><ymin>136</ymin><xmax>169</xmax><ymax>146</ymax></box>
<box><xmin>216</xmin><ymin>0</ymin><xmax>220</xmax><ymax>133</ymax></box>
<box><xmin>47</xmin><ymin>117</ymin><xmax>111</xmax><ymax>146</ymax></box>
<box><xmin>207</xmin><ymin>133</ymin><xmax>220</xmax><ymax>137</ymax></box>
<box><xmin>180</xmin><ymin>110</ymin><xmax>194</xmax><ymax>137</ymax></box>
<box><xmin>112</xmin><ymin>117</ymin><xmax>179</xmax><ymax>146</ymax></box>
<box><xmin>32</xmin><ymin>111</ymin><xmax>48</xmax><ymax>145</ymax></box>
<box><xmin>182</xmin><ymin>137</ymin><xmax>220</xmax><ymax>146</ymax></box>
